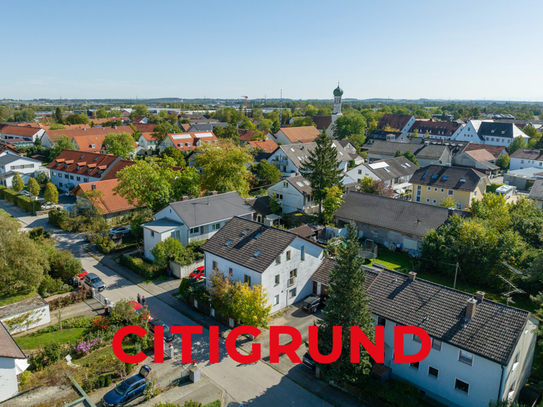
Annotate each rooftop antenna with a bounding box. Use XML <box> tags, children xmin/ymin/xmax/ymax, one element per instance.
<box><xmin>498</xmin><ymin>273</ymin><xmax>525</xmax><ymax>306</ymax></box>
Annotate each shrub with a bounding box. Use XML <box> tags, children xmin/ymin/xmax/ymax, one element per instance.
<box><xmin>183</xmin><ymin>401</ymin><xmax>203</xmax><ymax>407</ymax></box>
<box><xmin>49</xmin><ymin>250</ymin><xmax>82</xmax><ymax>281</ymax></box>
<box><xmin>29</xmin><ymin>227</ymin><xmax>51</xmax><ymax>241</ymax></box>
<box><xmin>19</xmin><ymin>370</ymin><xmax>32</xmax><ymax>386</ymax></box>
<box><xmin>97</xmin><ymin>235</ymin><xmax>116</xmax><ymax>254</ymax></box>
<box><xmin>16</xmin><ymin>194</ymin><xmax>42</xmax><ymax>213</ymax></box>
<box><xmin>38</xmin><ymin>274</ymin><xmax>64</xmax><ymax>297</ymax></box>
<box><xmin>120</xmin><ymin>255</ymin><xmax>164</xmax><ymax>279</ymax></box>
<box><xmin>47</xmin><ymin>290</ymin><xmax>92</xmax><ymax>311</ymax></box>
<box><xmin>48</xmin><ymin>208</ymin><xmax>68</xmax><ymax>226</ymax></box>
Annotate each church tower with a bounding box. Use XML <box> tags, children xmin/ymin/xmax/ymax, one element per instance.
<box><xmin>332</xmin><ymin>83</ymin><xmax>343</xmax><ymax>120</ymax></box>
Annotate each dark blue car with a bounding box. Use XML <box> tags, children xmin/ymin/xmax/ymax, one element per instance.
<box><xmin>102</xmin><ymin>365</ymin><xmax>151</xmax><ymax>407</ymax></box>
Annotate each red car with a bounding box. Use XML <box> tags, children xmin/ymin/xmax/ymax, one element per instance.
<box><xmin>189</xmin><ymin>266</ymin><xmax>205</xmax><ymax>280</ymax></box>
<box><xmin>131</xmin><ymin>300</ymin><xmax>152</xmax><ymax>321</ymax></box>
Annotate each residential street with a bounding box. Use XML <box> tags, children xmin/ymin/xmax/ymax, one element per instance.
<box><xmin>0</xmin><ymin>201</ymin><xmax>341</xmax><ymax>407</ymax></box>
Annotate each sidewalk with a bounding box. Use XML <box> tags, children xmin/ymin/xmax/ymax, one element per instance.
<box><xmin>94</xmin><ymin>250</ymin><xmax>366</xmax><ymax>407</ymax></box>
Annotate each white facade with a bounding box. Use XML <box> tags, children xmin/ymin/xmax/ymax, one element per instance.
<box><xmin>0</xmin><ymin>357</ymin><xmax>23</xmax><ymax>402</ymax></box>
<box><xmin>510</xmin><ymin>156</ymin><xmax>543</xmax><ymax>171</ymax></box>
<box><xmin>268</xmin><ymin>180</ymin><xmax>317</xmax><ymax>214</ymax></box>
<box><xmin>345</xmin><ymin>162</ymin><xmax>414</xmax><ymax>186</ymax></box>
<box><xmin>268</xmin><ymin>145</ymin><xmax>348</xmax><ymax>176</ymax></box>
<box><xmin>205</xmin><ymin>237</ymin><xmax>323</xmax><ymax>312</ymax></box>
<box><xmin>138</xmin><ymin>135</ymin><xmax>159</xmax><ymax>151</ymax></box>
<box><xmin>373</xmin><ymin>314</ymin><xmax>538</xmax><ymax>407</ymax></box>
<box><xmin>0</xmin><ymin>303</ymin><xmax>51</xmax><ymax>334</ymax></box>
<box><xmin>0</xmin><ymin>128</ymin><xmax>45</xmax><ymax>142</ymax></box>
<box><xmin>49</xmin><ymin>169</ymin><xmax>98</xmax><ymax>192</ymax></box>
<box><xmin>0</xmin><ymin>156</ymin><xmax>45</xmax><ymax>188</ymax></box>
<box><xmin>144</xmin><ymin>203</ymin><xmax>254</xmax><ymax>260</ymax></box>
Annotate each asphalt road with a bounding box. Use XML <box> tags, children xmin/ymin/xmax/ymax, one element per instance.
<box><xmin>1</xmin><ymin>202</ymin><xmax>333</xmax><ymax>407</ymax></box>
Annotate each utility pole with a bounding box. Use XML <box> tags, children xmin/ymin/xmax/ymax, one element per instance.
<box><xmin>453</xmin><ymin>262</ymin><xmax>459</xmax><ymax>289</ymax></box>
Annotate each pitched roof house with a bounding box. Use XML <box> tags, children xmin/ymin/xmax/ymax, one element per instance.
<box><xmin>0</xmin><ymin>125</ymin><xmax>45</xmax><ymax>142</ymax></box>
<box><xmin>267</xmin><ymin>141</ymin><xmax>351</xmax><ymax>176</ymax></box>
<box><xmin>0</xmin><ymin>154</ymin><xmax>45</xmax><ymax>188</ymax></box>
<box><xmin>451</xmin><ymin>149</ymin><xmax>499</xmax><ymax>173</ymax></box>
<box><xmin>529</xmin><ymin>179</ymin><xmax>543</xmax><ymax>209</ymax></box>
<box><xmin>310</xmin><ymin>262</ymin><xmax>538</xmax><ymax>407</ymax></box>
<box><xmin>158</xmin><ymin>132</ymin><xmax>219</xmax><ymax>152</ymax></box>
<box><xmin>408</xmin><ymin>120</ymin><xmax>464</xmax><ymax>140</ymax></box>
<box><xmin>143</xmin><ymin>192</ymin><xmax>255</xmax><ymax>260</ymax></box>
<box><xmin>0</xmin><ymin>323</ymin><xmax>29</xmax><ymax>402</ymax></box>
<box><xmin>377</xmin><ymin>114</ymin><xmax>416</xmax><ymax>133</ymax></box>
<box><xmin>335</xmin><ymin>191</ymin><xmax>463</xmax><ymax>250</ymax></box>
<box><xmin>248</xmin><ymin>139</ymin><xmax>278</xmax><ymax>153</ymax></box>
<box><xmin>272</xmin><ymin>126</ymin><xmax>321</xmax><ymax>145</ymax></box>
<box><xmin>454</xmin><ymin>120</ymin><xmax>528</xmax><ymax>146</ymax></box>
<box><xmin>368</xmin><ymin>140</ymin><xmax>452</xmax><ymax>167</ymax></box>
<box><xmin>46</xmin><ymin>150</ymin><xmax>124</xmax><ymax>192</ymax></box>
<box><xmin>43</xmin><ymin>125</ymin><xmax>134</xmax><ymax>150</ymax></box>
<box><xmin>509</xmin><ymin>148</ymin><xmax>543</xmax><ymax>171</ymax></box>
<box><xmin>268</xmin><ymin>176</ymin><xmax>318</xmax><ymax>214</ymax></box>
<box><xmin>410</xmin><ymin>165</ymin><xmax>489</xmax><ymax>209</ymax></box>
<box><xmin>201</xmin><ymin>216</ymin><xmax>324</xmax><ymax>312</ymax></box>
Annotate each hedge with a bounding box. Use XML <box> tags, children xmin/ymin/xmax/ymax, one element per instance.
<box><xmin>119</xmin><ymin>255</ymin><xmax>165</xmax><ymax>279</ymax></box>
<box><xmin>0</xmin><ymin>187</ymin><xmax>42</xmax><ymax>213</ymax></box>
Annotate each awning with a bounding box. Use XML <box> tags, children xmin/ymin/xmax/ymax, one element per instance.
<box><xmin>15</xmin><ymin>358</ymin><xmax>29</xmax><ymax>375</ymax></box>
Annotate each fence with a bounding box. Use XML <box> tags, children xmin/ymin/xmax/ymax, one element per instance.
<box><xmin>91</xmin><ymin>289</ymin><xmax>114</xmax><ymax>308</ymax></box>
<box><xmin>170</xmin><ymin>259</ymin><xmax>204</xmax><ymax>279</ymax></box>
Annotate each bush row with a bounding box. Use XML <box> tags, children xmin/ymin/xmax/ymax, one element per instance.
<box><xmin>47</xmin><ymin>290</ymin><xmax>93</xmax><ymax>311</ymax></box>
<box><xmin>0</xmin><ymin>186</ymin><xmax>41</xmax><ymax>213</ymax></box>
<box><xmin>120</xmin><ymin>254</ymin><xmax>165</xmax><ymax>279</ymax></box>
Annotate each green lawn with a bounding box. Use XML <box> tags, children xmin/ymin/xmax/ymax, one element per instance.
<box><xmin>15</xmin><ymin>328</ymin><xmax>87</xmax><ymax>350</ymax></box>
<box><xmin>0</xmin><ymin>291</ymin><xmax>38</xmax><ymax>307</ymax></box>
<box><xmin>369</xmin><ymin>249</ymin><xmax>414</xmax><ymax>270</ymax></box>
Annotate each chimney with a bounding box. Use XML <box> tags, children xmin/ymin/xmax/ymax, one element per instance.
<box><xmin>408</xmin><ymin>272</ymin><xmax>417</xmax><ymax>281</ymax></box>
<box><xmin>448</xmin><ymin>208</ymin><xmax>455</xmax><ymax>217</ymax></box>
<box><xmin>181</xmin><ymin>196</ymin><xmax>189</xmax><ymax>201</ymax></box>
<box><xmin>466</xmin><ymin>298</ymin><xmax>477</xmax><ymax>319</ymax></box>
<box><xmin>211</xmin><ymin>191</ymin><xmax>218</xmax><ymax>195</ymax></box>
<box><xmin>476</xmin><ymin>291</ymin><xmax>485</xmax><ymax>302</ymax></box>
<box><xmin>113</xmin><ymin>125</ymin><xmax>117</xmax><ymax>129</ymax></box>
<box><xmin>91</xmin><ymin>183</ymin><xmax>96</xmax><ymax>190</ymax></box>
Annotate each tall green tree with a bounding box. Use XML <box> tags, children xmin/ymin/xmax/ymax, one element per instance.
<box><xmin>27</xmin><ymin>177</ymin><xmax>40</xmax><ymax>197</ymax></box>
<box><xmin>161</xmin><ymin>146</ymin><xmax>186</xmax><ymax>167</ymax></box>
<box><xmin>292</xmin><ymin>116</ymin><xmax>315</xmax><ymax>127</ymax></box>
<box><xmin>300</xmin><ymin>130</ymin><xmax>343</xmax><ymax>212</ymax></box>
<box><xmin>508</xmin><ymin>137</ymin><xmax>528</xmax><ymax>154</ymax></box>
<box><xmin>322</xmin><ymin>186</ymin><xmax>344</xmax><ymax>225</ymax></box>
<box><xmin>49</xmin><ymin>135</ymin><xmax>76</xmax><ymax>160</ymax></box>
<box><xmin>104</xmin><ymin>132</ymin><xmax>135</xmax><ymax>159</ymax></box>
<box><xmin>95</xmin><ymin>108</ymin><xmax>108</xmax><ymax>119</ymax></box>
<box><xmin>255</xmin><ymin>159</ymin><xmax>281</xmax><ymax>186</ymax></box>
<box><xmin>194</xmin><ymin>141</ymin><xmax>254</xmax><ymax>196</ymax></box>
<box><xmin>12</xmin><ymin>173</ymin><xmax>24</xmax><ymax>192</ymax></box>
<box><xmin>54</xmin><ymin>107</ymin><xmax>64</xmax><ymax>124</ymax></box>
<box><xmin>496</xmin><ymin>153</ymin><xmax>510</xmax><ymax>170</ymax></box>
<box><xmin>317</xmin><ymin>222</ymin><xmax>374</xmax><ymax>383</ymax></box>
<box><xmin>172</xmin><ymin>167</ymin><xmax>201</xmax><ymax>199</ymax></box>
<box><xmin>44</xmin><ymin>182</ymin><xmax>59</xmax><ymax>204</ymax></box>
<box><xmin>334</xmin><ymin>112</ymin><xmax>367</xmax><ymax>143</ymax></box>
<box><xmin>64</xmin><ymin>113</ymin><xmax>90</xmax><ymax>125</ymax></box>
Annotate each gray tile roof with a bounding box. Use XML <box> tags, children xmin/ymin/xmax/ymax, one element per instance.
<box><xmin>246</xmin><ymin>196</ymin><xmax>273</xmax><ymax>216</ymax></box>
<box><xmin>478</xmin><ymin>122</ymin><xmax>516</xmax><ymax>139</ymax></box>
<box><xmin>169</xmin><ymin>192</ymin><xmax>255</xmax><ymax>228</ymax></box>
<box><xmin>368</xmin><ymin>140</ymin><xmax>448</xmax><ymax>161</ymax></box>
<box><xmin>410</xmin><ymin>165</ymin><xmax>487</xmax><ymax>192</ymax></box>
<box><xmin>311</xmin><ymin>260</ymin><xmax>531</xmax><ymax>366</ymax></box>
<box><xmin>529</xmin><ymin>179</ymin><xmax>543</xmax><ymax>200</ymax></box>
<box><xmin>0</xmin><ymin>154</ymin><xmax>35</xmax><ymax>165</ymax></box>
<box><xmin>0</xmin><ymin>322</ymin><xmax>26</xmax><ymax>358</ymax></box>
<box><xmin>286</xmin><ymin>176</ymin><xmax>312</xmax><ymax>195</ymax></box>
<box><xmin>362</xmin><ymin>156</ymin><xmax>418</xmax><ymax>181</ymax></box>
<box><xmin>277</xmin><ymin>141</ymin><xmax>351</xmax><ymax>170</ymax></box>
<box><xmin>335</xmin><ymin>192</ymin><xmax>465</xmax><ymax>238</ymax></box>
<box><xmin>510</xmin><ymin>148</ymin><xmax>543</xmax><ymax>161</ymax></box>
<box><xmin>144</xmin><ymin>218</ymin><xmax>182</xmax><ymax>233</ymax></box>
<box><xmin>201</xmin><ymin>216</ymin><xmax>298</xmax><ymax>273</ymax></box>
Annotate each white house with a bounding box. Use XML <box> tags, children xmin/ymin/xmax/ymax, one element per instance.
<box><xmin>0</xmin><ymin>125</ymin><xmax>45</xmax><ymax>143</ymax></box>
<box><xmin>509</xmin><ymin>148</ymin><xmax>543</xmax><ymax>171</ymax></box>
<box><xmin>268</xmin><ymin>176</ymin><xmax>318</xmax><ymax>214</ymax></box>
<box><xmin>407</xmin><ymin>120</ymin><xmax>464</xmax><ymax>140</ymax></box>
<box><xmin>311</xmin><ymin>262</ymin><xmax>538</xmax><ymax>407</ymax></box>
<box><xmin>345</xmin><ymin>156</ymin><xmax>418</xmax><ymax>192</ymax></box>
<box><xmin>143</xmin><ymin>192</ymin><xmax>255</xmax><ymax>260</ymax></box>
<box><xmin>201</xmin><ymin>216</ymin><xmax>324</xmax><ymax>312</ymax></box>
<box><xmin>267</xmin><ymin>141</ymin><xmax>350</xmax><ymax>176</ymax></box>
<box><xmin>0</xmin><ymin>154</ymin><xmax>47</xmax><ymax>188</ymax></box>
<box><xmin>454</xmin><ymin>120</ymin><xmax>529</xmax><ymax>146</ymax></box>
<box><xmin>46</xmin><ymin>150</ymin><xmax>124</xmax><ymax>192</ymax></box>
<box><xmin>0</xmin><ymin>322</ymin><xmax>29</xmax><ymax>402</ymax></box>
<box><xmin>158</xmin><ymin>132</ymin><xmax>219</xmax><ymax>153</ymax></box>
<box><xmin>137</xmin><ymin>132</ymin><xmax>159</xmax><ymax>152</ymax></box>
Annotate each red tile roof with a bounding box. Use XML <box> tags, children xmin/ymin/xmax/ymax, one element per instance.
<box><xmin>238</xmin><ymin>129</ymin><xmax>263</xmax><ymax>142</ymax></box>
<box><xmin>73</xmin><ymin>179</ymin><xmax>137</xmax><ymax>214</ymax></box>
<box><xmin>248</xmin><ymin>139</ymin><xmax>278</xmax><ymax>152</ymax></box>
<box><xmin>47</xmin><ymin>125</ymin><xmax>133</xmax><ymax>141</ymax></box>
<box><xmin>465</xmin><ymin>149</ymin><xmax>496</xmax><ymax>162</ymax></box>
<box><xmin>180</xmin><ymin>123</ymin><xmax>191</xmax><ymax>132</ymax></box>
<box><xmin>166</xmin><ymin>132</ymin><xmax>219</xmax><ymax>151</ymax></box>
<box><xmin>101</xmin><ymin>159</ymin><xmax>136</xmax><ymax>180</ymax></box>
<box><xmin>133</xmin><ymin>123</ymin><xmax>157</xmax><ymax>133</ymax></box>
<box><xmin>46</xmin><ymin>150</ymin><xmax>121</xmax><ymax>179</ymax></box>
<box><xmin>276</xmin><ymin>126</ymin><xmax>320</xmax><ymax>143</ymax></box>
<box><xmin>0</xmin><ymin>125</ymin><xmax>43</xmax><ymax>138</ymax></box>
<box><xmin>377</xmin><ymin>114</ymin><xmax>413</xmax><ymax>131</ymax></box>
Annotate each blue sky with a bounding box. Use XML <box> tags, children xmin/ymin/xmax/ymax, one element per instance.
<box><xmin>2</xmin><ymin>0</ymin><xmax>542</xmax><ymax>101</ymax></box>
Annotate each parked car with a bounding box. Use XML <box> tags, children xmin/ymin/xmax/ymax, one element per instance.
<box><xmin>102</xmin><ymin>365</ymin><xmax>151</xmax><ymax>407</ymax></box>
<box><xmin>189</xmin><ymin>266</ymin><xmax>205</xmax><ymax>280</ymax></box>
<box><xmin>149</xmin><ymin>319</ymin><xmax>174</xmax><ymax>342</ymax></box>
<box><xmin>302</xmin><ymin>295</ymin><xmax>325</xmax><ymax>313</ymax></box>
<box><xmin>302</xmin><ymin>352</ymin><xmax>316</xmax><ymax>371</ymax></box>
<box><xmin>131</xmin><ymin>300</ymin><xmax>152</xmax><ymax>321</ymax></box>
<box><xmin>408</xmin><ymin>249</ymin><xmax>422</xmax><ymax>259</ymax></box>
<box><xmin>83</xmin><ymin>272</ymin><xmax>106</xmax><ymax>292</ymax></box>
<box><xmin>110</xmin><ymin>226</ymin><xmax>131</xmax><ymax>237</ymax></box>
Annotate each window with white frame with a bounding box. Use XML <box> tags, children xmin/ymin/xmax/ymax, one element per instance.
<box><xmin>288</xmin><ymin>269</ymin><xmax>297</xmax><ymax>286</ymax></box>
<box><xmin>448</xmin><ymin>190</ymin><xmax>454</xmax><ymax>196</ymax></box>
<box><xmin>459</xmin><ymin>350</ymin><xmax>473</xmax><ymax>365</ymax></box>
<box><xmin>413</xmin><ymin>334</ymin><xmax>421</xmax><ymax>343</ymax></box>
